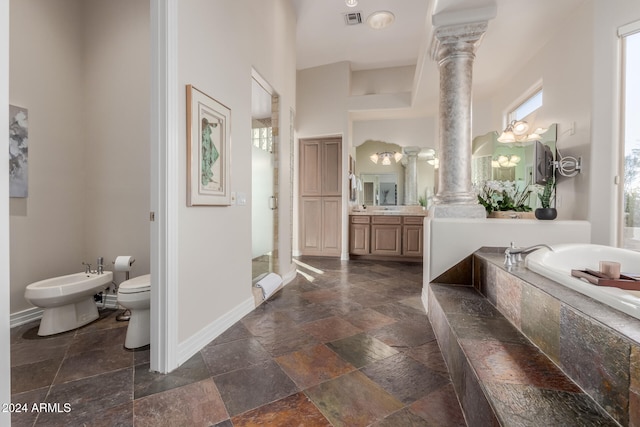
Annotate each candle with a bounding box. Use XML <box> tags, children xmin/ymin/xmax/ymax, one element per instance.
<box><xmin>600</xmin><ymin>261</ymin><xmax>621</xmax><ymax>279</ymax></box>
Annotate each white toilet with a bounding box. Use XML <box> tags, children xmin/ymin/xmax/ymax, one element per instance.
<box><xmin>117</xmin><ymin>274</ymin><xmax>151</xmax><ymax>349</ymax></box>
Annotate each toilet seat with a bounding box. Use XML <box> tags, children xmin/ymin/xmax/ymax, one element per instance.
<box><xmin>118</xmin><ymin>274</ymin><xmax>151</xmax><ymax>294</ymax></box>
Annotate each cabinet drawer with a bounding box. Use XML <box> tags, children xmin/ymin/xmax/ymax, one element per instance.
<box><xmin>371</xmin><ymin>216</ymin><xmax>402</xmax><ymax>225</ymax></box>
<box><xmin>403</xmin><ymin>216</ymin><xmax>424</xmax><ymax>225</ymax></box>
<box><xmin>351</xmin><ymin>215</ymin><xmax>370</xmax><ymax>224</ymax></box>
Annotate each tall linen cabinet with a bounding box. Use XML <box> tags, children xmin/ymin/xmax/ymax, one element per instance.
<box><xmin>299</xmin><ymin>138</ymin><xmax>342</xmax><ymax>256</ymax></box>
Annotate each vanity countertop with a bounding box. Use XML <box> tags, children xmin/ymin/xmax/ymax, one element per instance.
<box><xmin>350</xmin><ymin>207</ymin><xmax>427</xmax><ymax>217</ymax></box>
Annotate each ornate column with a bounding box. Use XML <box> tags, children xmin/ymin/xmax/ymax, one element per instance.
<box><xmin>430</xmin><ymin>22</ymin><xmax>488</xmax><ymax>218</ymax></box>
<box><xmin>403</xmin><ymin>146</ymin><xmax>421</xmax><ymax>205</ymax></box>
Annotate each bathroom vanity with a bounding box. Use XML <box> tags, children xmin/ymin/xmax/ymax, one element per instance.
<box><xmin>349</xmin><ymin>208</ymin><xmax>426</xmax><ymax>261</ymax></box>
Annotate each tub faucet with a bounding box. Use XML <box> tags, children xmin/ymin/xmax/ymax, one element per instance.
<box><xmin>504</xmin><ymin>242</ymin><xmax>554</xmax><ymax>267</ymax></box>
<box><xmin>97</xmin><ymin>257</ymin><xmax>104</xmax><ymax>275</ymax></box>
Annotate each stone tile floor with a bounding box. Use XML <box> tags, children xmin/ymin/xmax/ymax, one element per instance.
<box><xmin>11</xmin><ymin>257</ymin><xmax>466</xmax><ymax>426</ymax></box>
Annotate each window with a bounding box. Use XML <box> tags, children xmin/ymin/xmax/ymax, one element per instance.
<box><xmin>620</xmin><ymin>26</ymin><xmax>640</xmax><ymax>250</ymax></box>
<box><xmin>508</xmin><ymin>89</ymin><xmax>543</xmax><ymax>122</ymax></box>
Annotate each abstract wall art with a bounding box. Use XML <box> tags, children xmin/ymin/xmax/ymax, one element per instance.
<box><xmin>9</xmin><ymin>105</ymin><xmax>29</xmax><ymax>198</ymax></box>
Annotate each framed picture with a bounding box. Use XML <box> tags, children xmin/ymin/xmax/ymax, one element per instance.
<box><xmin>186</xmin><ymin>85</ymin><xmax>231</xmax><ymax>206</ymax></box>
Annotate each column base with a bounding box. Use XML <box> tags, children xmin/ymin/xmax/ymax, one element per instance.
<box><xmin>429</xmin><ymin>204</ymin><xmax>486</xmax><ymax>219</ymax></box>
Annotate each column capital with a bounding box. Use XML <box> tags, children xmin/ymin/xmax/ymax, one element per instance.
<box><xmin>403</xmin><ymin>146</ymin><xmax>422</xmax><ymax>156</ymax></box>
<box><xmin>430</xmin><ymin>21</ymin><xmax>488</xmax><ymax>61</ymax></box>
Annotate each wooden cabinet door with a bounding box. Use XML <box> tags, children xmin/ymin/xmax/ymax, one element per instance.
<box><xmin>300</xmin><ymin>197</ymin><xmax>322</xmax><ymax>255</ymax></box>
<box><xmin>403</xmin><ymin>225</ymin><xmax>423</xmax><ymax>257</ymax></box>
<box><xmin>322</xmin><ymin>139</ymin><xmax>342</xmax><ymax>196</ymax></box>
<box><xmin>350</xmin><ymin>223</ymin><xmax>370</xmax><ymax>255</ymax></box>
<box><xmin>321</xmin><ymin>197</ymin><xmax>342</xmax><ymax>255</ymax></box>
<box><xmin>371</xmin><ymin>224</ymin><xmax>402</xmax><ymax>256</ymax></box>
<box><xmin>299</xmin><ymin>138</ymin><xmax>342</xmax><ymax>257</ymax></box>
<box><xmin>300</xmin><ymin>140</ymin><xmax>321</xmax><ymax>196</ymax></box>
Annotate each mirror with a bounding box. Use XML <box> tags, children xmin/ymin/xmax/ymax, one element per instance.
<box><xmin>355</xmin><ymin>140</ymin><xmax>437</xmax><ymax>207</ymax></box>
<box><xmin>472</xmin><ymin>123</ymin><xmax>557</xmax><ymax>186</ymax></box>
<box><xmin>361</xmin><ymin>173</ymin><xmax>398</xmax><ymax>206</ymax></box>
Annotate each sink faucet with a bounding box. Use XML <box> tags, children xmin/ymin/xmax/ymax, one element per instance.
<box><xmin>97</xmin><ymin>256</ymin><xmax>104</xmax><ymax>275</ymax></box>
<box><xmin>82</xmin><ymin>262</ymin><xmax>92</xmax><ymax>274</ymax></box>
<box><xmin>504</xmin><ymin>242</ymin><xmax>554</xmax><ymax>267</ymax></box>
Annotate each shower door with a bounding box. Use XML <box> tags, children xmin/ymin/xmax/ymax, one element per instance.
<box><xmin>251</xmin><ymin>74</ymin><xmax>278</xmax><ymax>281</ymax></box>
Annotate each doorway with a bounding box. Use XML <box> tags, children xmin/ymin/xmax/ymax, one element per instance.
<box><xmin>251</xmin><ymin>72</ymin><xmax>279</xmax><ymax>280</ymax></box>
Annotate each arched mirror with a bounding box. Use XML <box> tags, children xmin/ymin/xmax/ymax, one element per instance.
<box><xmin>355</xmin><ymin>140</ymin><xmax>438</xmax><ymax>208</ymax></box>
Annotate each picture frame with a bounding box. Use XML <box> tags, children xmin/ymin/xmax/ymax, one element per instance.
<box><xmin>186</xmin><ymin>84</ymin><xmax>231</xmax><ymax>206</ymax></box>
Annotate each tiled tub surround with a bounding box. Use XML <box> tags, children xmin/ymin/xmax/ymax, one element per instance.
<box><xmin>429</xmin><ymin>248</ymin><xmax>640</xmax><ymax>426</ymax></box>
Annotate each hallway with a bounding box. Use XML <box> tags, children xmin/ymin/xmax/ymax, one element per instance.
<box><xmin>11</xmin><ymin>258</ymin><xmax>465</xmax><ymax>426</ymax></box>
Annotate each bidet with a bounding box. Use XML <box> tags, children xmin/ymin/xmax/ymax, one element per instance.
<box><xmin>25</xmin><ymin>271</ymin><xmax>113</xmax><ymax>335</ymax></box>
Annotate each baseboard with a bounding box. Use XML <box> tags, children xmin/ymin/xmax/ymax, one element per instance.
<box><xmin>421</xmin><ymin>285</ymin><xmax>429</xmax><ymax>314</ymax></box>
<box><xmin>282</xmin><ymin>268</ymin><xmax>297</xmax><ymax>285</ymax></box>
<box><xmin>10</xmin><ymin>293</ymin><xmax>120</xmax><ymax>328</ymax></box>
<box><xmin>177</xmin><ymin>296</ymin><xmax>255</xmax><ymax>366</ymax></box>
<box><xmin>10</xmin><ymin>306</ymin><xmax>43</xmax><ymax>328</ymax></box>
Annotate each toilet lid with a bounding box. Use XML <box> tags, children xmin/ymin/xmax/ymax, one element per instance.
<box><xmin>119</xmin><ymin>274</ymin><xmax>151</xmax><ymax>293</ymax></box>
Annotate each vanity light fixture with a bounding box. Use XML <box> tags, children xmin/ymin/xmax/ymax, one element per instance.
<box><xmin>345</xmin><ymin>0</ymin><xmax>358</xmax><ymax>7</ymax></box>
<box><xmin>367</xmin><ymin>11</ymin><xmax>395</xmax><ymax>30</ymax></box>
<box><xmin>492</xmin><ymin>154</ymin><xmax>521</xmax><ymax>168</ymax></box>
<box><xmin>498</xmin><ymin>120</ymin><xmax>549</xmax><ymax>143</ymax></box>
<box><xmin>498</xmin><ymin>120</ymin><xmax>528</xmax><ymax>143</ymax></box>
<box><xmin>370</xmin><ymin>151</ymin><xmax>403</xmax><ymax>165</ymax></box>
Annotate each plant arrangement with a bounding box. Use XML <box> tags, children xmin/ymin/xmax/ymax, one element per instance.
<box><xmin>537</xmin><ymin>176</ymin><xmax>555</xmax><ymax>208</ymax></box>
<box><xmin>476</xmin><ymin>180</ymin><xmax>533</xmax><ymax>214</ymax></box>
<box><xmin>534</xmin><ymin>176</ymin><xmax>557</xmax><ymax>220</ymax></box>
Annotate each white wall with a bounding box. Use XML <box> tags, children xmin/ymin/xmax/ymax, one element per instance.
<box><xmin>83</xmin><ymin>0</ymin><xmax>151</xmax><ymax>285</ymax></box>
<box><xmin>351</xmin><ymin>65</ymin><xmax>415</xmax><ymax>96</ymax></box>
<box><xmin>297</xmin><ymin>62</ymin><xmax>351</xmax><ymax>138</ymax></box>
<box><xmin>352</xmin><ymin>117</ymin><xmax>436</xmax><ymax>148</ymax></box>
<box><xmin>10</xmin><ymin>0</ymin><xmax>86</xmax><ymax>313</ymax></box>
<box><xmin>176</xmin><ymin>0</ymin><xmax>297</xmax><ymax>345</ymax></box>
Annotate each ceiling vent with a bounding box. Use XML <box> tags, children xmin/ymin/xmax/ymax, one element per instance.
<box><xmin>344</xmin><ymin>11</ymin><xmax>363</xmax><ymax>25</ymax></box>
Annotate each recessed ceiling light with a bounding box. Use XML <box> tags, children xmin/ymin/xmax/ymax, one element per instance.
<box><xmin>367</xmin><ymin>11</ymin><xmax>395</xmax><ymax>30</ymax></box>
<box><xmin>345</xmin><ymin>0</ymin><xmax>358</xmax><ymax>7</ymax></box>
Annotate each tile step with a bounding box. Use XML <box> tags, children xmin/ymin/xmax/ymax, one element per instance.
<box><xmin>428</xmin><ymin>283</ymin><xmax>618</xmax><ymax>427</ymax></box>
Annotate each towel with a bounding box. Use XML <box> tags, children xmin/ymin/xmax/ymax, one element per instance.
<box><xmin>349</xmin><ymin>173</ymin><xmax>357</xmax><ymax>190</ymax></box>
<box><xmin>255</xmin><ymin>272</ymin><xmax>282</xmax><ymax>300</ymax></box>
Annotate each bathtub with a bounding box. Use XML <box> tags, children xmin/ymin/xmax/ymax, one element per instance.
<box><xmin>525</xmin><ymin>243</ymin><xmax>640</xmax><ymax>320</ymax></box>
